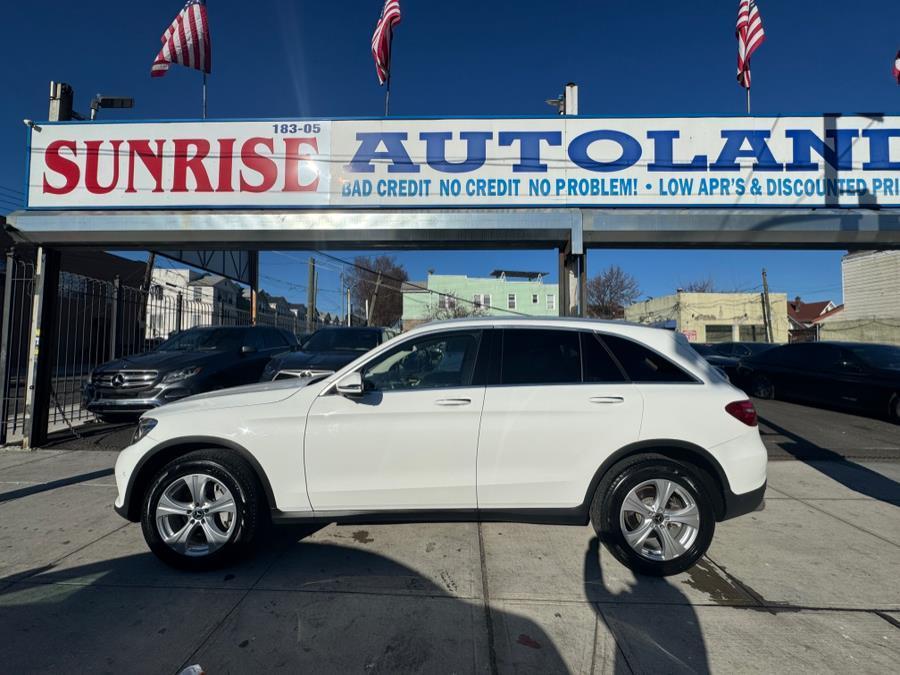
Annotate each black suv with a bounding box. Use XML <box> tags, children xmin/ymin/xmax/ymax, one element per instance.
<box><xmin>84</xmin><ymin>326</ymin><xmax>298</xmax><ymax>422</ymax></box>
<box><xmin>261</xmin><ymin>326</ymin><xmax>395</xmax><ymax>381</ymax></box>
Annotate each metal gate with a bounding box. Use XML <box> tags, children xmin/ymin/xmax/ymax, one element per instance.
<box><xmin>1</xmin><ymin>255</ymin><xmax>313</xmax><ymax>445</ymax></box>
<box><xmin>0</xmin><ymin>254</ymin><xmax>36</xmax><ymax>444</ymax></box>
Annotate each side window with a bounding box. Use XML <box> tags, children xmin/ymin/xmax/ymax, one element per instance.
<box><xmin>501</xmin><ymin>329</ymin><xmax>580</xmax><ymax>385</ymax></box>
<box><xmin>263</xmin><ymin>328</ymin><xmax>290</xmax><ymax>349</ymax></box>
<box><xmin>581</xmin><ymin>332</ymin><xmax>627</xmax><ymax>383</ymax></box>
<box><xmin>244</xmin><ymin>329</ymin><xmax>266</xmax><ymax>350</ymax></box>
<box><xmin>600</xmin><ymin>334</ymin><xmax>695</xmax><ymax>383</ymax></box>
<box><xmin>362</xmin><ymin>331</ymin><xmax>481</xmax><ymax>391</ymax></box>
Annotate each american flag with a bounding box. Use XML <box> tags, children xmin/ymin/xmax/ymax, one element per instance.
<box><xmin>893</xmin><ymin>50</ymin><xmax>900</xmax><ymax>85</ymax></box>
<box><xmin>736</xmin><ymin>0</ymin><xmax>765</xmax><ymax>88</ymax></box>
<box><xmin>372</xmin><ymin>0</ymin><xmax>402</xmax><ymax>85</ymax></box>
<box><xmin>151</xmin><ymin>0</ymin><xmax>211</xmax><ymax>78</ymax></box>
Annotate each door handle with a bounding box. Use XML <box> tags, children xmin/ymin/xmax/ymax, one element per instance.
<box><xmin>435</xmin><ymin>398</ymin><xmax>472</xmax><ymax>406</ymax></box>
<box><xmin>589</xmin><ymin>396</ymin><xmax>625</xmax><ymax>404</ymax></box>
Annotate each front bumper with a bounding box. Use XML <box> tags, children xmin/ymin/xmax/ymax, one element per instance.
<box><xmin>83</xmin><ymin>382</ymin><xmax>195</xmax><ymax>416</ymax></box>
<box><xmin>113</xmin><ymin>432</ymin><xmax>159</xmax><ymax>520</ymax></box>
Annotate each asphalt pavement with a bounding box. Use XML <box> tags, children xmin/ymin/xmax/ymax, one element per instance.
<box><xmin>0</xmin><ymin>399</ymin><xmax>898</xmax><ymax>673</ymax></box>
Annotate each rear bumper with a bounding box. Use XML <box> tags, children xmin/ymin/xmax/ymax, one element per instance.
<box><xmin>721</xmin><ymin>480</ymin><xmax>766</xmax><ymax>521</ymax></box>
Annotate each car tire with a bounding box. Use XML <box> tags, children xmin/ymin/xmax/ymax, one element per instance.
<box><xmin>590</xmin><ymin>455</ymin><xmax>715</xmax><ymax>577</ymax></box>
<box><xmin>140</xmin><ymin>450</ymin><xmax>263</xmax><ymax>570</ymax></box>
<box><xmin>750</xmin><ymin>374</ymin><xmax>775</xmax><ymax>400</ymax></box>
<box><xmin>889</xmin><ymin>394</ymin><xmax>900</xmax><ymax>424</ymax></box>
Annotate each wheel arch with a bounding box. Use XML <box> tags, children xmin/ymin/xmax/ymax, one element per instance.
<box><xmin>583</xmin><ymin>440</ymin><xmax>729</xmax><ymax>521</ymax></box>
<box><xmin>121</xmin><ymin>436</ymin><xmax>276</xmax><ymax>522</ymax></box>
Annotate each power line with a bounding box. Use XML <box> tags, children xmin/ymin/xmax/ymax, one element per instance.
<box><xmin>308</xmin><ymin>249</ymin><xmax>529</xmax><ymax>316</ymax></box>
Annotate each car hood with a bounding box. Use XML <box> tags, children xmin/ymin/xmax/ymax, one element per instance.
<box><xmin>273</xmin><ymin>349</ymin><xmax>367</xmax><ymax>371</ymax></box>
<box><xmin>96</xmin><ymin>350</ymin><xmax>225</xmax><ymax>373</ymax></box>
<box><xmin>148</xmin><ymin>377</ymin><xmax>322</xmax><ymax>416</ymax></box>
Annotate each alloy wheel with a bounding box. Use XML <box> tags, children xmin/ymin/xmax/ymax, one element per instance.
<box><xmin>155</xmin><ymin>473</ymin><xmax>237</xmax><ymax>557</ymax></box>
<box><xmin>619</xmin><ymin>478</ymin><xmax>700</xmax><ymax>562</ymax></box>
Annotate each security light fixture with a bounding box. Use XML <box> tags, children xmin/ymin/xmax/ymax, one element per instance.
<box><xmin>22</xmin><ymin>119</ymin><xmax>42</xmax><ymax>131</ymax></box>
<box><xmin>90</xmin><ymin>95</ymin><xmax>135</xmax><ymax>120</ymax></box>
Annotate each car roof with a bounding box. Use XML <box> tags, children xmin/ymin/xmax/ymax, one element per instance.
<box><xmin>406</xmin><ymin>315</ymin><xmax>654</xmax><ymax>333</ymax></box>
<box><xmin>403</xmin><ymin>316</ymin><xmax>688</xmax><ymax>353</ymax></box>
<box><xmin>315</xmin><ymin>326</ymin><xmax>381</xmax><ymax>332</ymax></box>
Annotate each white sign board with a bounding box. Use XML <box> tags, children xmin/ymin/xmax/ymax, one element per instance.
<box><xmin>26</xmin><ymin>116</ymin><xmax>900</xmax><ymax>209</ymax></box>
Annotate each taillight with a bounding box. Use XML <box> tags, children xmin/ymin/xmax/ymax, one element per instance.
<box><xmin>725</xmin><ymin>400</ymin><xmax>758</xmax><ymax>426</ymax></box>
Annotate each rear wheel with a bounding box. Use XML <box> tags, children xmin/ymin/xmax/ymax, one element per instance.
<box><xmin>590</xmin><ymin>456</ymin><xmax>715</xmax><ymax>576</ymax></box>
<box><xmin>140</xmin><ymin>450</ymin><xmax>263</xmax><ymax>570</ymax></box>
<box><xmin>750</xmin><ymin>374</ymin><xmax>775</xmax><ymax>400</ymax></box>
<box><xmin>889</xmin><ymin>394</ymin><xmax>900</xmax><ymax>424</ymax></box>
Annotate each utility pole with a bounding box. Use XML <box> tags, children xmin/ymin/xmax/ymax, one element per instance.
<box><xmin>306</xmin><ymin>258</ymin><xmax>316</xmax><ymax>334</ymax></box>
<box><xmin>346</xmin><ymin>287</ymin><xmax>352</xmax><ymax>326</ymax></box>
<box><xmin>248</xmin><ymin>251</ymin><xmax>259</xmax><ymax>326</ymax></box>
<box><xmin>367</xmin><ymin>272</ymin><xmax>384</xmax><ymax>327</ymax></box>
<box><xmin>23</xmin><ymin>82</ymin><xmax>70</xmax><ymax>448</ymax></box>
<box><xmin>761</xmin><ymin>268</ymin><xmax>774</xmax><ymax>343</ymax></box>
<box><xmin>549</xmin><ymin>82</ymin><xmax>586</xmax><ymax>317</ymax></box>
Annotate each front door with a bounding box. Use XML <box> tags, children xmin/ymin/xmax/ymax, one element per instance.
<box><xmin>304</xmin><ymin>329</ymin><xmax>485</xmax><ymax>511</ymax></box>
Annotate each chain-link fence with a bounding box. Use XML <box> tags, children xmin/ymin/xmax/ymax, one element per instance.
<box><xmin>1</xmin><ymin>256</ymin><xmax>316</xmax><ymax>444</ymax></box>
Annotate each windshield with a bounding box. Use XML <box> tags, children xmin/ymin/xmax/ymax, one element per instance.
<box><xmin>303</xmin><ymin>329</ymin><xmax>380</xmax><ymax>352</ymax></box>
<box><xmin>845</xmin><ymin>344</ymin><xmax>900</xmax><ymax>370</ymax></box>
<box><xmin>691</xmin><ymin>344</ymin><xmax>716</xmax><ymax>356</ymax></box>
<box><xmin>156</xmin><ymin>328</ymin><xmax>245</xmax><ymax>352</ymax></box>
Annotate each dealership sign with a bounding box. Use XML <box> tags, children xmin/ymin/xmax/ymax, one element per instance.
<box><xmin>25</xmin><ymin>116</ymin><xmax>900</xmax><ymax>209</ymax></box>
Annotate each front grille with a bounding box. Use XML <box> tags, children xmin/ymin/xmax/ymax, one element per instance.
<box><xmin>94</xmin><ymin>370</ymin><xmax>159</xmax><ymax>391</ymax></box>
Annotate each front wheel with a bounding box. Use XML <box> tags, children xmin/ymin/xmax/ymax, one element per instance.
<box><xmin>141</xmin><ymin>451</ymin><xmax>263</xmax><ymax>570</ymax></box>
<box><xmin>590</xmin><ymin>456</ymin><xmax>715</xmax><ymax>576</ymax></box>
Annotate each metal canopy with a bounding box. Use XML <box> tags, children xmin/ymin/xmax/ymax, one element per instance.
<box><xmin>6</xmin><ymin>207</ymin><xmax>900</xmax><ymax>251</ymax></box>
<box><xmin>154</xmin><ymin>249</ymin><xmax>253</xmax><ymax>284</ymax></box>
<box><xmin>5</xmin><ymin>209</ymin><xmax>581</xmax><ymax>251</ymax></box>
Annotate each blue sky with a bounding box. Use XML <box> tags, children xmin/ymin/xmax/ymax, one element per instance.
<box><xmin>2</xmin><ymin>0</ymin><xmax>898</xmax><ymax>313</ymax></box>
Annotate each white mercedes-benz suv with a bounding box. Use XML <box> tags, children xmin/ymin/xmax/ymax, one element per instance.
<box><xmin>114</xmin><ymin>318</ymin><xmax>767</xmax><ymax>576</ymax></box>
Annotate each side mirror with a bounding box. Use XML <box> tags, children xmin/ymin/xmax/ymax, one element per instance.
<box><xmin>241</xmin><ymin>345</ymin><xmax>257</xmax><ymax>355</ymax></box>
<box><xmin>335</xmin><ymin>371</ymin><xmax>364</xmax><ymax>396</ymax></box>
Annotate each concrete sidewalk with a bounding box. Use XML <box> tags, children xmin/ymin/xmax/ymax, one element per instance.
<box><xmin>0</xmin><ymin>448</ymin><xmax>898</xmax><ymax>674</ymax></box>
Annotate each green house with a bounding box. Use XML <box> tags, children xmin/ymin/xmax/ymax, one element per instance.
<box><xmin>402</xmin><ymin>270</ymin><xmax>559</xmax><ymax>331</ymax></box>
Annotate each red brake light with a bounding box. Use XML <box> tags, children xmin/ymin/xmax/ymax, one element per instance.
<box><xmin>725</xmin><ymin>400</ymin><xmax>758</xmax><ymax>426</ymax></box>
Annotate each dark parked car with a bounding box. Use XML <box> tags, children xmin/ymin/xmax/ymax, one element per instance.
<box><xmin>736</xmin><ymin>341</ymin><xmax>900</xmax><ymax>422</ymax></box>
<box><xmin>84</xmin><ymin>326</ymin><xmax>298</xmax><ymax>422</ymax></box>
<box><xmin>692</xmin><ymin>341</ymin><xmax>778</xmax><ymax>378</ymax></box>
<box><xmin>261</xmin><ymin>326</ymin><xmax>395</xmax><ymax>381</ymax></box>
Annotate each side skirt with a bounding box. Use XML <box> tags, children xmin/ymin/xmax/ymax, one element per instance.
<box><xmin>271</xmin><ymin>507</ymin><xmax>589</xmax><ymax>527</ymax></box>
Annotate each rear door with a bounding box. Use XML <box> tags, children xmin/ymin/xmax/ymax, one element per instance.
<box><xmin>476</xmin><ymin>328</ymin><xmax>643</xmax><ymax>510</ymax></box>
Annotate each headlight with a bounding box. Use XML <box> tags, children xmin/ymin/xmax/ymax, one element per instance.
<box><xmin>132</xmin><ymin>418</ymin><xmax>158</xmax><ymax>444</ymax></box>
<box><xmin>161</xmin><ymin>366</ymin><xmax>202</xmax><ymax>384</ymax></box>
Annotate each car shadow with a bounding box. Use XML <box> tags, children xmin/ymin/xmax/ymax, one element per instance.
<box><xmin>760</xmin><ymin>415</ymin><xmax>900</xmax><ymax>506</ymax></box>
<box><xmin>583</xmin><ymin>536</ymin><xmax>711</xmax><ymax>674</ymax></box>
<box><xmin>0</xmin><ymin>528</ymin><xmax>569</xmax><ymax>673</ymax></box>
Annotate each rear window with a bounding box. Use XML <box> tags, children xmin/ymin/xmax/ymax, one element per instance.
<box><xmin>601</xmin><ymin>334</ymin><xmax>695</xmax><ymax>383</ymax></box>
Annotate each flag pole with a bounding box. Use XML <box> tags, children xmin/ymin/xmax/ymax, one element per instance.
<box><xmin>384</xmin><ymin>74</ymin><xmax>391</xmax><ymax>117</ymax></box>
<box><xmin>746</xmin><ymin>85</ymin><xmax>750</xmax><ymax>115</ymax></box>
<box><xmin>202</xmin><ymin>72</ymin><xmax>208</xmax><ymax>119</ymax></box>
